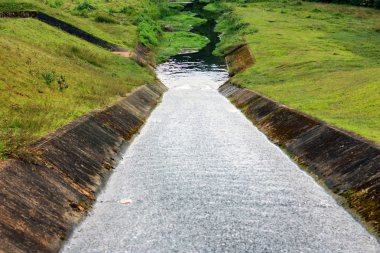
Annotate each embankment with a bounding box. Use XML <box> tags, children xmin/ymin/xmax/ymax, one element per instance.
<box><xmin>220</xmin><ymin>45</ymin><xmax>380</xmax><ymax>235</ymax></box>
<box><xmin>0</xmin><ymin>11</ymin><xmax>156</xmax><ymax>67</ymax></box>
<box><xmin>0</xmin><ymin>82</ymin><xmax>167</xmax><ymax>253</ymax></box>
<box><xmin>224</xmin><ymin>44</ymin><xmax>255</xmax><ymax>76</ymax></box>
<box><xmin>0</xmin><ymin>11</ymin><xmax>125</xmax><ymax>52</ymax></box>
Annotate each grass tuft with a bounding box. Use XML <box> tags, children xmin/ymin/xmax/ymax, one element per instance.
<box><xmin>94</xmin><ymin>15</ymin><xmax>117</xmax><ymax>24</ymax></box>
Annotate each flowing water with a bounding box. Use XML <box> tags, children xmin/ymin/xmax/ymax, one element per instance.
<box><xmin>61</xmin><ymin>4</ymin><xmax>380</xmax><ymax>252</ymax></box>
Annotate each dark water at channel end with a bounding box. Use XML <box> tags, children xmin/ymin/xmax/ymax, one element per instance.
<box><xmin>169</xmin><ymin>0</ymin><xmax>225</xmax><ymax>69</ymax></box>
<box><xmin>158</xmin><ymin>0</ymin><xmax>228</xmax><ymax>94</ymax></box>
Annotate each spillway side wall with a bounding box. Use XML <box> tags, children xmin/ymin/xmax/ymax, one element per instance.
<box><xmin>0</xmin><ymin>82</ymin><xmax>167</xmax><ymax>253</ymax></box>
<box><xmin>220</xmin><ymin>46</ymin><xmax>380</xmax><ymax>235</ymax></box>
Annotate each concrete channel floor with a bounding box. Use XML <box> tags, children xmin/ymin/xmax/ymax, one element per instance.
<box><xmin>62</xmin><ymin>60</ymin><xmax>380</xmax><ymax>252</ymax></box>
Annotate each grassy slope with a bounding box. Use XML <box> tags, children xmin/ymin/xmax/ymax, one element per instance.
<box><xmin>155</xmin><ymin>30</ymin><xmax>210</xmax><ymax>62</ymax></box>
<box><xmin>0</xmin><ymin>0</ymin><xmax>210</xmax><ymax>62</ymax></box>
<box><xmin>160</xmin><ymin>11</ymin><xmax>206</xmax><ymax>31</ymax></box>
<box><xmin>223</xmin><ymin>1</ymin><xmax>380</xmax><ymax>143</ymax></box>
<box><xmin>0</xmin><ymin>0</ymin><xmax>158</xmax><ymax>49</ymax></box>
<box><xmin>0</xmin><ymin>1</ymin><xmax>213</xmax><ymax>158</ymax></box>
<box><xmin>0</xmin><ymin>17</ymin><xmax>154</xmax><ymax>159</ymax></box>
<box><xmin>155</xmin><ymin>10</ymin><xmax>210</xmax><ymax>63</ymax></box>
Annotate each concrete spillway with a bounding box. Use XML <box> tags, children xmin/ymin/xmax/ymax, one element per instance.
<box><xmin>61</xmin><ymin>59</ymin><xmax>379</xmax><ymax>252</ymax></box>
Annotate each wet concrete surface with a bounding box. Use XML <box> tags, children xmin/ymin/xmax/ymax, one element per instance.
<box><xmin>61</xmin><ymin>58</ymin><xmax>379</xmax><ymax>252</ymax></box>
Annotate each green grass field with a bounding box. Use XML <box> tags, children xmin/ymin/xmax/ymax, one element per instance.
<box><xmin>160</xmin><ymin>12</ymin><xmax>206</xmax><ymax>31</ymax></box>
<box><xmin>155</xmin><ymin>11</ymin><xmax>210</xmax><ymax>62</ymax></box>
<box><xmin>215</xmin><ymin>0</ymin><xmax>380</xmax><ymax>143</ymax></box>
<box><xmin>0</xmin><ymin>17</ymin><xmax>154</xmax><ymax>159</ymax></box>
<box><xmin>0</xmin><ymin>0</ymin><xmax>211</xmax><ymax>158</ymax></box>
<box><xmin>0</xmin><ymin>0</ymin><xmax>155</xmax><ymax>49</ymax></box>
<box><xmin>155</xmin><ymin>31</ymin><xmax>209</xmax><ymax>62</ymax></box>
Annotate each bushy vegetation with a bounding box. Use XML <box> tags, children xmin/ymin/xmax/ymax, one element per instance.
<box><xmin>73</xmin><ymin>0</ymin><xmax>96</xmax><ymax>16</ymax></box>
<box><xmin>213</xmin><ymin>0</ymin><xmax>380</xmax><ymax>142</ymax></box>
<box><xmin>160</xmin><ymin>12</ymin><xmax>207</xmax><ymax>31</ymax></box>
<box><xmin>154</xmin><ymin>2</ymin><xmax>210</xmax><ymax>62</ymax></box>
<box><xmin>94</xmin><ymin>15</ymin><xmax>117</xmax><ymax>23</ymax></box>
<box><xmin>0</xmin><ymin>0</ymin><xmax>209</xmax><ymax>56</ymax></box>
<box><xmin>136</xmin><ymin>14</ymin><xmax>163</xmax><ymax>46</ymax></box>
<box><xmin>155</xmin><ymin>31</ymin><xmax>210</xmax><ymax>62</ymax></box>
<box><xmin>221</xmin><ymin>0</ymin><xmax>380</xmax><ymax>8</ymax></box>
<box><xmin>306</xmin><ymin>0</ymin><xmax>380</xmax><ymax>9</ymax></box>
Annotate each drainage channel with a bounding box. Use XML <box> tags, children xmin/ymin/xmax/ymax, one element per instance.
<box><xmin>61</xmin><ymin>2</ymin><xmax>379</xmax><ymax>252</ymax></box>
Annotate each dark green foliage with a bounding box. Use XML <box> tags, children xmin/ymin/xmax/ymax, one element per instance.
<box><xmin>305</xmin><ymin>0</ymin><xmax>380</xmax><ymax>8</ymax></box>
<box><xmin>75</xmin><ymin>1</ymin><xmax>96</xmax><ymax>11</ymax></box>
<box><xmin>57</xmin><ymin>75</ymin><xmax>69</xmax><ymax>91</ymax></box>
<box><xmin>0</xmin><ymin>2</ymin><xmax>37</xmax><ymax>11</ymax></box>
<box><xmin>94</xmin><ymin>15</ymin><xmax>117</xmax><ymax>23</ymax></box>
<box><xmin>72</xmin><ymin>0</ymin><xmax>96</xmax><ymax>17</ymax></box>
<box><xmin>137</xmin><ymin>15</ymin><xmax>162</xmax><ymax>46</ymax></box>
<box><xmin>221</xmin><ymin>0</ymin><xmax>379</xmax><ymax>8</ymax></box>
<box><xmin>41</xmin><ymin>71</ymin><xmax>68</xmax><ymax>91</ymax></box>
<box><xmin>41</xmin><ymin>71</ymin><xmax>56</xmax><ymax>86</ymax></box>
<box><xmin>120</xmin><ymin>5</ymin><xmax>134</xmax><ymax>15</ymax></box>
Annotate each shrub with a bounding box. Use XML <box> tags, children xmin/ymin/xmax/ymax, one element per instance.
<box><xmin>304</xmin><ymin>0</ymin><xmax>380</xmax><ymax>8</ymax></box>
<box><xmin>75</xmin><ymin>0</ymin><xmax>96</xmax><ymax>11</ymax></box>
<box><xmin>138</xmin><ymin>21</ymin><xmax>159</xmax><ymax>46</ymax></box>
<box><xmin>94</xmin><ymin>15</ymin><xmax>117</xmax><ymax>23</ymax></box>
<box><xmin>41</xmin><ymin>71</ymin><xmax>56</xmax><ymax>86</ymax></box>
<box><xmin>43</xmin><ymin>0</ymin><xmax>63</xmax><ymax>8</ymax></box>
<box><xmin>120</xmin><ymin>5</ymin><xmax>135</xmax><ymax>15</ymax></box>
<box><xmin>57</xmin><ymin>75</ymin><xmax>68</xmax><ymax>91</ymax></box>
<box><xmin>0</xmin><ymin>2</ymin><xmax>36</xmax><ymax>11</ymax></box>
<box><xmin>136</xmin><ymin>15</ymin><xmax>162</xmax><ymax>47</ymax></box>
<box><xmin>72</xmin><ymin>0</ymin><xmax>96</xmax><ymax>16</ymax></box>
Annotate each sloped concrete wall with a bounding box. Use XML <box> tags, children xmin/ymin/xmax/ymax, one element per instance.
<box><xmin>133</xmin><ymin>42</ymin><xmax>156</xmax><ymax>68</ymax></box>
<box><xmin>219</xmin><ymin>82</ymin><xmax>380</xmax><ymax>235</ymax></box>
<box><xmin>224</xmin><ymin>44</ymin><xmax>255</xmax><ymax>76</ymax></box>
<box><xmin>0</xmin><ymin>83</ymin><xmax>167</xmax><ymax>253</ymax></box>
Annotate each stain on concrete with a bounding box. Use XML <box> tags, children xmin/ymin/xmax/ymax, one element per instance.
<box><xmin>133</xmin><ymin>42</ymin><xmax>156</xmax><ymax>68</ymax></box>
<box><xmin>0</xmin><ymin>82</ymin><xmax>167</xmax><ymax>253</ymax></box>
<box><xmin>219</xmin><ymin>82</ymin><xmax>380</xmax><ymax>235</ymax></box>
<box><xmin>60</xmin><ymin>56</ymin><xmax>379</xmax><ymax>252</ymax></box>
<box><xmin>224</xmin><ymin>44</ymin><xmax>255</xmax><ymax>76</ymax></box>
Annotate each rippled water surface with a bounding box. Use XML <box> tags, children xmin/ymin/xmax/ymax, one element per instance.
<box><xmin>157</xmin><ymin>55</ymin><xmax>228</xmax><ymax>90</ymax></box>
<box><xmin>62</xmin><ymin>51</ymin><xmax>379</xmax><ymax>253</ymax></box>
